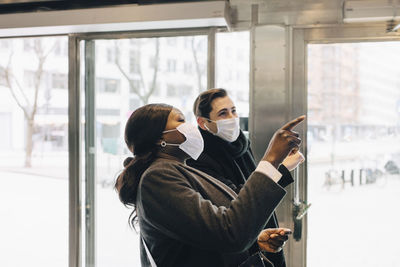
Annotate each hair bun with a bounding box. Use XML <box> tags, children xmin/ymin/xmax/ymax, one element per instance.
<box><xmin>123</xmin><ymin>157</ymin><xmax>134</xmax><ymax>167</ymax></box>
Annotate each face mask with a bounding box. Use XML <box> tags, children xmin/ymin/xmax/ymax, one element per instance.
<box><xmin>161</xmin><ymin>122</ymin><xmax>204</xmax><ymax>160</ymax></box>
<box><xmin>204</xmin><ymin>117</ymin><xmax>240</xmax><ymax>142</ymax></box>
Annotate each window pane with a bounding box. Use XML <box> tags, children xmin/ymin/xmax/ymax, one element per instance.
<box><xmin>0</xmin><ymin>36</ymin><xmax>68</xmax><ymax>267</ymax></box>
<box><xmin>307</xmin><ymin>42</ymin><xmax>400</xmax><ymax>267</ymax></box>
<box><xmin>94</xmin><ymin>35</ymin><xmax>207</xmax><ymax>266</ymax></box>
<box><xmin>216</xmin><ymin>31</ymin><xmax>250</xmax><ymax>131</ymax></box>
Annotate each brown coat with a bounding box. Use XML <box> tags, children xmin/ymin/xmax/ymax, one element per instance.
<box><xmin>137</xmin><ymin>158</ymin><xmax>286</xmax><ymax>267</ymax></box>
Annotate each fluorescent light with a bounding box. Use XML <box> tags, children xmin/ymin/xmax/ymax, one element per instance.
<box><xmin>343</xmin><ymin>0</ymin><xmax>400</xmax><ymax>23</ymax></box>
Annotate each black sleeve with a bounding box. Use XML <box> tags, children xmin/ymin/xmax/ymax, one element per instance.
<box><xmin>137</xmin><ymin>164</ymin><xmax>286</xmax><ymax>254</ymax></box>
<box><xmin>277</xmin><ymin>164</ymin><xmax>294</xmax><ymax>188</ymax></box>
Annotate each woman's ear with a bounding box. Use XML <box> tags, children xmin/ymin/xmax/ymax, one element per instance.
<box><xmin>197</xmin><ymin>117</ymin><xmax>207</xmax><ymax>130</ymax></box>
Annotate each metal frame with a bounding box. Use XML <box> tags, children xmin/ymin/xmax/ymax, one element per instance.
<box><xmin>288</xmin><ymin>26</ymin><xmax>307</xmax><ymax>267</ymax></box>
<box><xmin>68</xmin><ymin>34</ymin><xmax>82</xmax><ymax>267</ymax></box>
<box><xmin>250</xmin><ymin>24</ymin><xmax>306</xmax><ymax>267</ymax></box>
<box><xmin>84</xmin><ymin>40</ymin><xmax>96</xmax><ymax>267</ymax></box>
<box><xmin>288</xmin><ymin>23</ymin><xmax>400</xmax><ymax>267</ymax></box>
<box><xmin>71</xmin><ymin>27</ymin><xmax>216</xmax><ymax>40</ymax></box>
<box><xmin>207</xmin><ymin>27</ymin><xmax>216</xmax><ymax>89</ymax></box>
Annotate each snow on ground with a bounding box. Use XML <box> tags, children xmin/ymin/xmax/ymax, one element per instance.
<box><xmin>1</xmin><ymin>145</ymin><xmax>400</xmax><ymax>267</ymax></box>
<box><xmin>307</xmin><ymin>164</ymin><xmax>400</xmax><ymax>267</ymax></box>
<box><xmin>0</xmin><ymin>170</ymin><xmax>140</xmax><ymax>267</ymax></box>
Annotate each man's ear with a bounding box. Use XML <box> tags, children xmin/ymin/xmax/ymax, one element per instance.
<box><xmin>197</xmin><ymin>117</ymin><xmax>207</xmax><ymax>130</ymax></box>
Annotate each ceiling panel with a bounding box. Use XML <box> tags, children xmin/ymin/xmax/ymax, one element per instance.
<box><xmin>229</xmin><ymin>0</ymin><xmax>348</xmax><ymax>28</ymax></box>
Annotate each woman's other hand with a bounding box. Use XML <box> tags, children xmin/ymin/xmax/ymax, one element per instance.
<box><xmin>282</xmin><ymin>150</ymin><xmax>305</xmax><ymax>171</ymax></box>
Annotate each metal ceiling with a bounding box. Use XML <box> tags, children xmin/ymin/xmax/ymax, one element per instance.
<box><xmin>0</xmin><ymin>0</ymin><xmax>398</xmax><ymax>30</ymax></box>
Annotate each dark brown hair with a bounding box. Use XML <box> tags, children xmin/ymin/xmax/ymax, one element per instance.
<box><xmin>116</xmin><ymin>103</ymin><xmax>173</xmax><ymax>226</ymax></box>
<box><xmin>193</xmin><ymin>88</ymin><xmax>227</xmax><ymax>118</ymax></box>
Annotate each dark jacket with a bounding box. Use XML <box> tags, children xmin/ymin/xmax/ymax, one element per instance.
<box><xmin>137</xmin><ymin>158</ymin><xmax>287</xmax><ymax>267</ymax></box>
<box><xmin>187</xmin><ymin>129</ymin><xmax>294</xmax><ymax>267</ymax></box>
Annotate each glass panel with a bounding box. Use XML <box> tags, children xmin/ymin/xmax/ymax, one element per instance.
<box><xmin>93</xmin><ymin>35</ymin><xmax>207</xmax><ymax>267</ymax></box>
<box><xmin>216</xmin><ymin>31</ymin><xmax>250</xmax><ymax>132</ymax></box>
<box><xmin>0</xmin><ymin>36</ymin><xmax>69</xmax><ymax>267</ymax></box>
<box><xmin>307</xmin><ymin>42</ymin><xmax>400</xmax><ymax>267</ymax></box>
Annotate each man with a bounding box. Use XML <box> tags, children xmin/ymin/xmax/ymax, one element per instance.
<box><xmin>187</xmin><ymin>88</ymin><xmax>304</xmax><ymax>267</ymax></box>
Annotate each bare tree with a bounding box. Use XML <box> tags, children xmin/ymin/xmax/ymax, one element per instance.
<box><xmin>0</xmin><ymin>39</ymin><xmax>56</xmax><ymax>167</ymax></box>
<box><xmin>114</xmin><ymin>39</ymin><xmax>160</xmax><ymax>105</ymax></box>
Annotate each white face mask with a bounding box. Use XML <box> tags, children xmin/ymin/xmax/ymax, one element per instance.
<box><xmin>161</xmin><ymin>122</ymin><xmax>204</xmax><ymax>160</ymax></box>
<box><xmin>204</xmin><ymin>117</ymin><xmax>240</xmax><ymax>142</ymax></box>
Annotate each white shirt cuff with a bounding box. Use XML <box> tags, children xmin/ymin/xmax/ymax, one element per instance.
<box><xmin>255</xmin><ymin>161</ymin><xmax>282</xmax><ymax>183</ymax></box>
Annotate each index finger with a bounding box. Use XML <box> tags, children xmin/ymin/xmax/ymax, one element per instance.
<box><xmin>281</xmin><ymin>115</ymin><xmax>306</xmax><ymax>131</ymax></box>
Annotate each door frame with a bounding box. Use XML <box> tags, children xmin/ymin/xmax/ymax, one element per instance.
<box><xmin>287</xmin><ymin>23</ymin><xmax>400</xmax><ymax>267</ymax></box>
<box><xmin>68</xmin><ymin>27</ymin><xmax>224</xmax><ymax>267</ymax></box>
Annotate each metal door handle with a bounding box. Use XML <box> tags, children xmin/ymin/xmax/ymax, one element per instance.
<box><xmin>292</xmin><ymin>167</ymin><xmax>311</xmax><ymax>241</ymax></box>
<box><xmin>295</xmin><ymin>202</ymin><xmax>312</xmax><ymax>220</ymax></box>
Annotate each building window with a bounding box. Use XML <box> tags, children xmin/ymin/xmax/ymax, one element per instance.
<box><xmin>52</xmin><ymin>73</ymin><xmax>67</xmax><ymax>89</ymax></box>
<box><xmin>149</xmin><ymin>56</ymin><xmax>156</xmax><ymax>68</ymax></box>
<box><xmin>24</xmin><ymin>70</ymin><xmax>48</xmax><ymax>88</ymax></box>
<box><xmin>106</xmin><ymin>48</ymin><xmax>117</xmax><ymax>63</ymax></box>
<box><xmin>167</xmin><ymin>59</ymin><xmax>177</xmax><ymax>72</ymax></box>
<box><xmin>166</xmin><ymin>84</ymin><xmax>177</xmax><ymax>96</ymax></box>
<box><xmin>183</xmin><ymin>62</ymin><xmax>193</xmax><ymax>74</ymax></box>
<box><xmin>24</xmin><ymin>70</ymin><xmax>36</xmax><ymax>88</ymax></box>
<box><xmin>0</xmin><ymin>40</ymin><xmax>10</xmax><ymax>49</ymax></box>
<box><xmin>97</xmin><ymin>78</ymin><xmax>120</xmax><ymax>93</ymax></box>
<box><xmin>129</xmin><ymin>79</ymin><xmax>141</xmax><ymax>94</ymax></box>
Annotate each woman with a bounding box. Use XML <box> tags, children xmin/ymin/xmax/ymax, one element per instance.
<box><xmin>116</xmin><ymin>103</ymin><xmax>304</xmax><ymax>267</ymax></box>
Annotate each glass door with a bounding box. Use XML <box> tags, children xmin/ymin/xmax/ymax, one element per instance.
<box><xmin>307</xmin><ymin>41</ymin><xmax>400</xmax><ymax>267</ymax></box>
<box><xmin>78</xmin><ymin>28</ymin><xmax>250</xmax><ymax>267</ymax></box>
